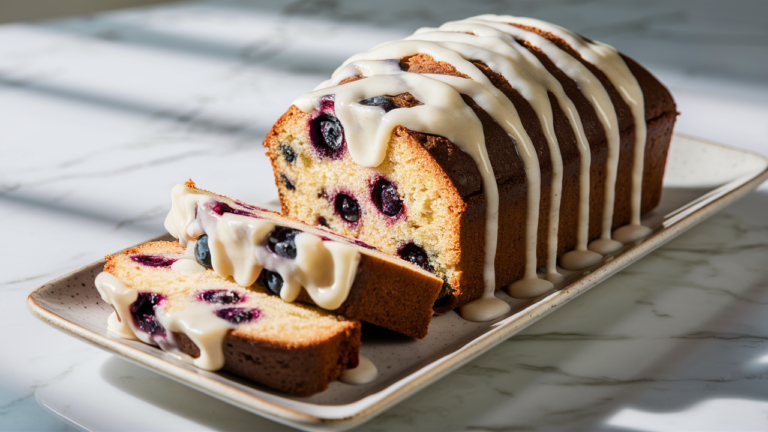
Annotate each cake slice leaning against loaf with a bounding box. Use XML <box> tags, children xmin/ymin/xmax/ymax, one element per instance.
<box><xmin>96</xmin><ymin>241</ymin><xmax>361</xmax><ymax>396</ymax></box>
<box><xmin>163</xmin><ymin>180</ymin><xmax>443</xmax><ymax>339</ymax></box>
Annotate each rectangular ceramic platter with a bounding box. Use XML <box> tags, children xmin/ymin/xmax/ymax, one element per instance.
<box><xmin>28</xmin><ymin>135</ymin><xmax>768</xmax><ymax>431</ymax></box>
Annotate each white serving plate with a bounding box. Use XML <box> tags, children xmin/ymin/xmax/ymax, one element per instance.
<box><xmin>27</xmin><ymin>134</ymin><xmax>768</xmax><ymax>431</ymax></box>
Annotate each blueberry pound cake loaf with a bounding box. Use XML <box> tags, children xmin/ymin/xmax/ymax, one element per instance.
<box><xmin>263</xmin><ymin>15</ymin><xmax>677</xmax><ymax>318</ymax></box>
<box><xmin>163</xmin><ymin>181</ymin><xmax>442</xmax><ymax>338</ymax></box>
<box><xmin>96</xmin><ymin>241</ymin><xmax>361</xmax><ymax>396</ymax></box>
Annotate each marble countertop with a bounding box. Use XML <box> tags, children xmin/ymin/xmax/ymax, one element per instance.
<box><xmin>3</xmin><ymin>1</ymin><xmax>768</xmax><ymax>430</ymax></box>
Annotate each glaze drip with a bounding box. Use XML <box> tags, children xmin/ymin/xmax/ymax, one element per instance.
<box><xmin>339</xmin><ymin>354</ymin><xmax>378</xmax><ymax>385</ymax></box>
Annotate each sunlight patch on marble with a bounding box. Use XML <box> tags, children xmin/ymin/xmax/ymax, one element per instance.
<box><xmin>606</xmin><ymin>398</ymin><xmax>768</xmax><ymax>431</ymax></box>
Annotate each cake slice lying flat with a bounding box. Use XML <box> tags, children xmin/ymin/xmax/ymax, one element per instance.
<box><xmin>163</xmin><ymin>181</ymin><xmax>443</xmax><ymax>338</ymax></box>
<box><xmin>97</xmin><ymin>241</ymin><xmax>361</xmax><ymax>396</ymax></box>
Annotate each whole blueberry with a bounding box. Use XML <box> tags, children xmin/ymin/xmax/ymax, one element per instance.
<box><xmin>259</xmin><ymin>269</ymin><xmax>284</xmax><ymax>296</ymax></box>
<box><xmin>267</xmin><ymin>227</ymin><xmax>300</xmax><ymax>259</ymax></box>
<box><xmin>359</xmin><ymin>96</ymin><xmax>398</xmax><ymax>112</ymax></box>
<box><xmin>309</xmin><ymin>114</ymin><xmax>345</xmax><ymax>158</ymax></box>
<box><xmin>195</xmin><ymin>234</ymin><xmax>213</xmax><ymax>269</ymax></box>
<box><xmin>372</xmin><ymin>178</ymin><xmax>403</xmax><ymax>218</ymax></box>
<box><xmin>321</xmin><ymin>117</ymin><xmax>343</xmax><ymax>149</ymax></box>
<box><xmin>397</xmin><ymin>242</ymin><xmax>434</xmax><ymax>272</ymax></box>
<box><xmin>335</xmin><ymin>194</ymin><xmax>360</xmax><ymax>223</ymax></box>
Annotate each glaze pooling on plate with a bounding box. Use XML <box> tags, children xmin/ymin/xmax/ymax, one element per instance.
<box><xmin>294</xmin><ymin>14</ymin><xmax>652</xmax><ymax>320</ymax></box>
<box><xmin>339</xmin><ymin>354</ymin><xmax>378</xmax><ymax>385</ymax></box>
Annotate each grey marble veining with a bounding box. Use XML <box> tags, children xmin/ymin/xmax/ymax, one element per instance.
<box><xmin>3</xmin><ymin>1</ymin><xmax>768</xmax><ymax>431</ymax></box>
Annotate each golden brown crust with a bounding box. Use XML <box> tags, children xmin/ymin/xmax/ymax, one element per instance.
<box><xmin>221</xmin><ymin>328</ymin><xmax>360</xmax><ymax>397</ymax></box>
<box><xmin>294</xmin><ymin>250</ymin><xmax>443</xmax><ymax>339</ymax></box>
<box><xmin>173</xmin><ymin>327</ymin><xmax>361</xmax><ymax>397</ymax></box>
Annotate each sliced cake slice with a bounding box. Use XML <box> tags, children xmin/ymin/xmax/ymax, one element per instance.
<box><xmin>97</xmin><ymin>241</ymin><xmax>361</xmax><ymax>396</ymax></box>
<box><xmin>163</xmin><ymin>180</ymin><xmax>443</xmax><ymax>339</ymax></box>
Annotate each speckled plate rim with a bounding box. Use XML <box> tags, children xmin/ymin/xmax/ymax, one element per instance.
<box><xmin>27</xmin><ymin>134</ymin><xmax>768</xmax><ymax>431</ymax></box>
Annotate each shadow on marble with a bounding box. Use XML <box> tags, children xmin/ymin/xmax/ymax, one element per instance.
<box><xmin>0</xmin><ymin>72</ymin><xmax>269</xmax><ymax>142</ymax></box>
<box><xmin>0</xmin><ymin>189</ymin><xmax>162</xmax><ymax>236</ymax></box>
<box><xmin>99</xmin><ymin>356</ymin><xmax>295</xmax><ymax>431</ymax></box>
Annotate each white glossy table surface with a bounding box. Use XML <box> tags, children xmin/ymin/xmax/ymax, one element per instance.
<box><xmin>3</xmin><ymin>1</ymin><xmax>768</xmax><ymax>431</ymax></box>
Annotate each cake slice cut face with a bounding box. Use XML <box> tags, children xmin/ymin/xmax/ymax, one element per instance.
<box><xmin>162</xmin><ymin>181</ymin><xmax>443</xmax><ymax>339</ymax></box>
<box><xmin>96</xmin><ymin>241</ymin><xmax>362</xmax><ymax>396</ymax></box>
<box><xmin>263</xmin><ymin>14</ymin><xmax>677</xmax><ymax>317</ymax></box>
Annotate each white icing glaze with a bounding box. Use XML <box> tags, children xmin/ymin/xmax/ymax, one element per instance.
<box><xmin>171</xmin><ymin>258</ymin><xmax>206</xmax><ymax>275</ymax></box>
<box><xmin>559</xmin><ymin>249</ymin><xmax>603</xmax><ymax>270</ymax></box>
<box><xmin>165</xmin><ymin>185</ymin><xmax>361</xmax><ymax>311</ymax></box>
<box><xmin>164</xmin><ymin>185</ymin><xmax>206</xmax><ymax>246</ymax></box>
<box><xmin>210</xmin><ymin>213</ymin><xmax>274</xmax><ymax>287</ymax></box>
<box><xmin>613</xmin><ymin>222</ymin><xmax>653</xmax><ymax>244</ymax></box>
<box><xmin>155</xmin><ymin>303</ymin><xmax>235</xmax><ymax>370</ymax></box>
<box><xmin>508</xmin><ymin>276</ymin><xmax>556</xmax><ymax>299</ymax></box>
<box><xmin>282</xmin><ymin>237</ymin><xmax>361</xmax><ymax>310</ymax></box>
<box><xmin>339</xmin><ymin>354</ymin><xmax>378</xmax><ymax>385</ymax></box>
<box><xmin>588</xmin><ymin>238</ymin><xmax>624</xmax><ymax>255</ymax></box>
<box><xmin>183</xmin><ymin>240</ymin><xmax>197</xmax><ymax>258</ymax></box>
<box><xmin>94</xmin><ymin>272</ymin><xmax>138</xmax><ymax>339</ymax></box>
<box><xmin>458</xmin><ymin>296</ymin><xmax>511</xmax><ymax>322</ymax></box>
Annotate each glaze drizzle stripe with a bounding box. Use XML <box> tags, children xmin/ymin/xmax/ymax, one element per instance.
<box><xmin>476</xmin><ymin>15</ymin><xmax>651</xmax><ymax>244</ymax></box>
<box><xmin>436</xmin><ymin>19</ymin><xmax>609</xmax><ymax>266</ymax></box>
